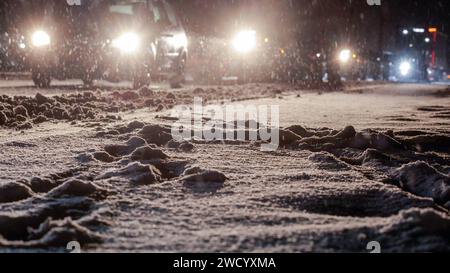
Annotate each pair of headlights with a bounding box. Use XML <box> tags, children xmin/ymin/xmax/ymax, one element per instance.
<box><xmin>31</xmin><ymin>30</ymin><xmax>140</xmax><ymax>53</ymax></box>
<box><xmin>31</xmin><ymin>28</ymin><xmax>255</xmax><ymax>54</ymax></box>
<box><xmin>31</xmin><ymin>30</ymin><xmax>188</xmax><ymax>54</ymax></box>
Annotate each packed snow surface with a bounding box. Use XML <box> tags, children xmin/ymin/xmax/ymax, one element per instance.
<box><xmin>0</xmin><ymin>82</ymin><xmax>449</xmax><ymax>252</ymax></box>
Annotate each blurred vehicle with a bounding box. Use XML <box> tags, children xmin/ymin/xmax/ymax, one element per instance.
<box><xmin>186</xmin><ymin>30</ymin><xmax>267</xmax><ymax>84</ymax></box>
<box><xmin>393</xmin><ymin>27</ymin><xmax>448</xmax><ymax>82</ymax></box>
<box><xmin>0</xmin><ymin>30</ymin><xmax>27</xmax><ymax>71</ymax></box>
<box><xmin>21</xmin><ymin>0</ymin><xmax>187</xmax><ymax>88</ymax></box>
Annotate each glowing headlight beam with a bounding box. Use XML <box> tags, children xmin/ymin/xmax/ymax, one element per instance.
<box><xmin>112</xmin><ymin>32</ymin><xmax>140</xmax><ymax>53</ymax></box>
<box><xmin>168</xmin><ymin>34</ymin><xmax>188</xmax><ymax>49</ymax></box>
<box><xmin>399</xmin><ymin>61</ymin><xmax>411</xmax><ymax>76</ymax></box>
<box><xmin>338</xmin><ymin>49</ymin><xmax>352</xmax><ymax>63</ymax></box>
<box><xmin>232</xmin><ymin>30</ymin><xmax>256</xmax><ymax>54</ymax></box>
<box><xmin>31</xmin><ymin>30</ymin><xmax>50</xmax><ymax>47</ymax></box>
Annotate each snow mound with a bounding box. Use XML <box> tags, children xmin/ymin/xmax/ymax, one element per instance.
<box><xmin>139</xmin><ymin>124</ymin><xmax>173</xmax><ymax>146</ymax></box>
<box><xmin>47</xmin><ymin>179</ymin><xmax>106</xmax><ymax>199</ymax></box>
<box><xmin>0</xmin><ymin>182</ymin><xmax>34</xmax><ymax>203</ymax></box>
<box><xmin>376</xmin><ymin>208</ymin><xmax>450</xmax><ymax>252</ymax></box>
<box><xmin>100</xmin><ymin>162</ymin><xmax>162</xmax><ymax>185</ymax></box>
<box><xmin>296</xmin><ymin>126</ymin><xmax>404</xmax><ymax>152</ymax></box>
<box><xmin>22</xmin><ymin>175</ymin><xmax>66</xmax><ymax>193</ymax></box>
<box><xmin>130</xmin><ymin>145</ymin><xmax>169</xmax><ymax>161</ymax></box>
<box><xmin>0</xmin><ymin>197</ymin><xmax>96</xmax><ymax>241</ymax></box>
<box><xmin>258</xmin><ymin>186</ymin><xmax>436</xmax><ymax>217</ymax></box>
<box><xmin>0</xmin><ymin>217</ymin><xmax>104</xmax><ymax>248</ymax></box>
<box><xmin>104</xmin><ymin>136</ymin><xmax>147</xmax><ymax>157</ymax></box>
<box><xmin>391</xmin><ymin>161</ymin><xmax>450</xmax><ymax>207</ymax></box>
<box><xmin>127</xmin><ymin>120</ymin><xmax>146</xmax><ymax>131</ymax></box>
<box><xmin>167</xmin><ymin>139</ymin><xmax>195</xmax><ymax>152</ymax></box>
<box><xmin>181</xmin><ymin>170</ymin><xmax>227</xmax><ymax>183</ymax></box>
<box><xmin>403</xmin><ymin>135</ymin><xmax>450</xmax><ymax>153</ymax></box>
<box><xmin>308</xmin><ymin>152</ymin><xmax>352</xmax><ymax>171</ymax></box>
<box><xmin>341</xmin><ymin>149</ymin><xmax>395</xmax><ymax>166</ymax></box>
<box><xmin>181</xmin><ymin>170</ymin><xmax>228</xmax><ymax>193</ymax></box>
<box><xmin>92</xmin><ymin>151</ymin><xmax>117</xmax><ymax>163</ymax></box>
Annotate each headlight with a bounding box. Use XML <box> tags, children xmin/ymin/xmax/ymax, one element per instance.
<box><xmin>232</xmin><ymin>30</ymin><xmax>256</xmax><ymax>53</ymax></box>
<box><xmin>399</xmin><ymin>61</ymin><xmax>411</xmax><ymax>76</ymax></box>
<box><xmin>112</xmin><ymin>32</ymin><xmax>140</xmax><ymax>53</ymax></box>
<box><xmin>168</xmin><ymin>34</ymin><xmax>188</xmax><ymax>49</ymax></box>
<box><xmin>31</xmin><ymin>30</ymin><xmax>50</xmax><ymax>47</ymax></box>
<box><xmin>338</xmin><ymin>49</ymin><xmax>351</xmax><ymax>63</ymax></box>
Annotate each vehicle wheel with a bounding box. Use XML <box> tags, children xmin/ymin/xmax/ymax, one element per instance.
<box><xmin>133</xmin><ymin>72</ymin><xmax>151</xmax><ymax>90</ymax></box>
<box><xmin>169</xmin><ymin>55</ymin><xmax>186</xmax><ymax>89</ymax></box>
<box><xmin>169</xmin><ymin>74</ymin><xmax>184</xmax><ymax>89</ymax></box>
<box><xmin>32</xmin><ymin>71</ymin><xmax>51</xmax><ymax>88</ymax></box>
<box><xmin>82</xmin><ymin>73</ymin><xmax>94</xmax><ymax>87</ymax></box>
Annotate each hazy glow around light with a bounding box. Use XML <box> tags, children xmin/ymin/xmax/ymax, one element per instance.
<box><xmin>31</xmin><ymin>30</ymin><xmax>50</xmax><ymax>47</ymax></box>
<box><xmin>112</xmin><ymin>32</ymin><xmax>140</xmax><ymax>53</ymax></box>
<box><xmin>399</xmin><ymin>61</ymin><xmax>411</xmax><ymax>76</ymax></box>
<box><xmin>339</xmin><ymin>49</ymin><xmax>351</xmax><ymax>63</ymax></box>
<box><xmin>168</xmin><ymin>33</ymin><xmax>188</xmax><ymax>48</ymax></box>
<box><xmin>232</xmin><ymin>30</ymin><xmax>256</xmax><ymax>53</ymax></box>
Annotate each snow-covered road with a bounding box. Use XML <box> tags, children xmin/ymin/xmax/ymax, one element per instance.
<box><xmin>0</xmin><ymin>82</ymin><xmax>449</xmax><ymax>252</ymax></box>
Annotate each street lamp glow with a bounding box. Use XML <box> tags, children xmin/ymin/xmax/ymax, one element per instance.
<box><xmin>338</xmin><ymin>49</ymin><xmax>351</xmax><ymax>63</ymax></box>
<box><xmin>232</xmin><ymin>30</ymin><xmax>257</xmax><ymax>53</ymax></box>
<box><xmin>402</xmin><ymin>29</ymin><xmax>409</xmax><ymax>35</ymax></box>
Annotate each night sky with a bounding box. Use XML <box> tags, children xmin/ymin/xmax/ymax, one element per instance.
<box><xmin>0</xmin><ymin>1</ymin><xmax>448</xmax><ymax>34</ymax></box>
<box><xmin>168</xmin><ymin>0</ymin><xmax>450</xmax><ymax>34</ymax></box>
